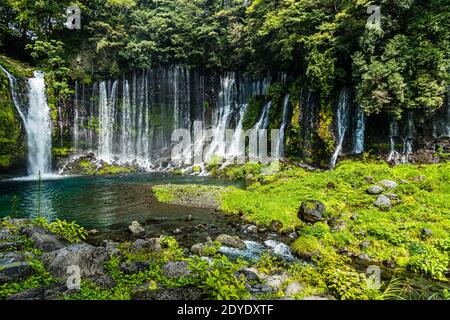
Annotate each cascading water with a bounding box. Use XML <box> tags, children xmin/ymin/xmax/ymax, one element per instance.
<box><xmin>433</xmin><ymin>86</ymin><xmax>450</xmax><ymax>138</ymax></box>
<box><xmin>1</xmin><ymin>66</ymin><xmax>53</xmax><ymax>178</ymax></box>
<box><xmin>353</xmin><ymin>105</ymin><xmax>366</xmax><ymax>154</ymax></box>
<box><xmin>26</xmin><ymin>72</ymin><xmax>53</xmax><ymax>177</ymax></box>
<box><xmin>71</xmin><ymin>68</ymin><xmax>272</xmax><ymax>171</ymax></box>
<box><xmin>330</xmin><ymin>87</ymin><xmax>351</xmax><ymax>168</ymax></box>
<box><xmin>277</xmin><ymin>94</ymin><xmax>290</xmax><ymax>158</ymax></box>
<box><xmin>388</xmin><ymin>112</ymin><xmax>416</xmax><ymax>164</ymax></box>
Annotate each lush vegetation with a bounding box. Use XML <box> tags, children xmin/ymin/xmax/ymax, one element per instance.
<box><xmin>154</xmin><ymin>160</ymin><xmax>450</xmax><ymax>282</ymax></box>
<box><xmin>0</xmin><ymin>0</ymin><xmax>448</xmax><ymax>117</ymax></box>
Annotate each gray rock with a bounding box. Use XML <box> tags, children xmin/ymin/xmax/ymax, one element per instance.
<box><xmin>367</xmin><ymin>185</ymin><xmax>384</xmax><ymax>195</ymax></box>
<box><xmin>360</xmin><ymin>240</ymin><xmax>371</xmax><ymax>249</ymax></box>
<box><xmin>128</xmin><ymin>221</ymin><xmax>145</xmax><ymax>234</ymax></box>
<box><xmin>173</xmin><ymin>228</ymin><xmax>182</xmax><ymax>235</ymax></box>
<box><xmin>364</xmin><ymin>176</ymin><xmax>374</xmax><ymax>183</ymax></box>
<box><xmin>385</xmin><ymin>193</ymin><xmax>398</xmax><ymax>200</ymax></box>
<box><xmin>120</xmin><ymin>261</ymin><xmax>150</xmax><ymax>275</ymax></box>
<box><xmin>357</xmin><ymin>253</ymin><xmax>371</xmax><ymax>264</ymax></box>
<box><xmin>0</xmin><ymin>241</ymin><xmax>24</xmax><ymax>251</ymax></box>
<box><xmin>379</xmin><ymin>180</ymin><xmax>398</xmax><ymax>190</ymax></box>
<box><xmin>0</xmin><ymin>261</ymin><xmax>34</xmax><ymax>285</ymax></box>
<box><xmin>86</xmin><ymin>274</ymin><xmax>116</xmax><ymax>289</ymax></box>
<box><xmin>215</xmin><ymin>234</ymin><xmax>246</xmax><ymax>250</ymax></box>
<box><xmin>103</xmin><ymin>240</ymin><xmax>120</xmax><ymax>256</ymax></box>
<box><xmin>21</xmin><ymin>226</ymin><xmax>67</xmax><ymax>252</ymax></box>
<box><xmin>133</xmin><ymin>286</ymin><xmax>204</xmax><ymax>300</ymax></box>
<box><xmin>162</xmin><ymin>261</ymin><xmax>191</xmax><ymax>279</ymax></box>
<box><xmin>245</xmin><ymin>225</ymin><xmax>258</xmax><ymax>234</ymax></box>
<box><xmin>421</xmin><ymin>228</ymin><xmax>433</xmax><ymax>238</ymax></box>
<box><xmin>236</xmin><ymin>268</ymin><xmax>260</xmax><ymax>282</ymax></box>
<box><xmin>249</xmin><ymin>284</ymin><xmax>274</xmax><ymax>294</ymax></box>
<box><xmin>269</xmin><ymin>220</ymin><xmax>284</xmax><ymax>233</ymax></box>
<box><xmin>0</xmin><ymin>228</ymin><xmax>11</xmax><ymax>240</ymax></box>
<box><xmin>298</xmin><ymin>200</ymin><xmax>325</xmax><ymax>223</ymax></box>
<box><xmin>303</xmin><ymin>295</ymin><xmax>334</xmax><ymax>300</ymax></box>
<box><xmin>284</xmin><ymin>282</ymin><xmax>304</xmax><ymax>297</ymax></box>
<box><xmin>41</xmin><ymin>243</ymin><xmax>109</xmax><ymax>280</ymax></box>
<box><xmin>375</xmin><ymin>195</ymin><xmax>391</xmax><ymax>210</ymax></box>
<box><xmin>6</xmin><ymin>282</ymin><xmax>74</xmax><ymax>300</ymax></box>
<box><xmin>132</xmin><ymin>238</ymin><xmax>162</xmax><ymax>252</ymax></box>
<box><xmin>190</xmin><ymin>242</ymin><xmax>217</xmax><ymax>256</ymax></box>
<box><xmin>186</xmin><ymin>215</ymin><xmax>194</xmax><ymax>222</ymax></box>
<box><xmin>265</xmin><ymin>272</ymin><xmax>289</xmax><ymax>291</ymax></box>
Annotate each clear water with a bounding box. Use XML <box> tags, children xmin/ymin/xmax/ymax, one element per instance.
<box><xmin>0</xmin><ymin>174</ymin><xmax>241</xmax><ymax>234</ymax></box>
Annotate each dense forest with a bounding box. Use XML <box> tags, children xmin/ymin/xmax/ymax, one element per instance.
<box><xmin>1</xmin><ymin>0</ymin><xmax>449</xmax><ymax>116</ymax></box>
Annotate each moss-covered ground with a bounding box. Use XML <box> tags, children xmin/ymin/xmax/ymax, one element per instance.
<box><xmin>154</xmin><ymin>160</ymin><xmax>450</xmax><ymax>286</ymax></box>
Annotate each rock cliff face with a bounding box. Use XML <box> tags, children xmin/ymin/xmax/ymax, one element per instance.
<box><xmin>0</xmin><ymin>66</ymin><xmax>26</xmax><ymax>173</ymax></box>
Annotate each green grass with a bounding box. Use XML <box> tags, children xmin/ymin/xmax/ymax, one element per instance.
<box><xmin>0</xmin><ymin>55</ymin><xmax>34</xmax><ymax>78</ymax></box>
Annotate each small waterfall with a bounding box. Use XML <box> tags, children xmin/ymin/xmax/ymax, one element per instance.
<box><xmin>121</xmin><ymin>79</ymin><xmax>132</xmax><ymax>159</ymax></box>
<box><xmin>26</xmin><ymin>72</ymin><xmax>53</xmax><ymax>177</ymax></box>
<box><xmin>254</xmin><ymin>101</ymin><xmax>272</xmax><ymax>130</ymax></box>
<box><xmin>433</xmin><ymin>86</ymin><xmax>450</xmax><ymax>138</ymax></box>
<box><xmin>204</xmin><ymin>73</ymin><xmax>236</xmax><ymax>162</ymax></box>
<box><xmin>330</xmin><ymin>88</ymin><xmax>351</xmax><ymax>168</ymax></box>
<box><xmin>73</xmin><ymin>81</ymin><xmax>80</xmax><ymax>150</ymax></box>
<box><xmin>277</xmin><ymin>94</ymin><xmax>290</xmax><ymax>158</ymax></box>
<box><xmin>388</xmin><ymin>111</ymin><xmax>416</xmax><ymax>164</ymax></box>
<box><xmin>353</xmin><ymin>105</ymin><xmax>366</xmax><ymax>154</ymax></box>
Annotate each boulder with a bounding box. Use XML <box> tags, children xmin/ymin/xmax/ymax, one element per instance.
<box><xmin>162</xmin><ymin>261</ymin><xmax>191</xmax><ymax>279</ymax></box>
<box><xmin>0</xmin><ymin>241</ymin><xmax>24</xmax><ymax>251</ymax></box>
<box><xmin>132</xmin><ymin>238</ymin><xmax>162</xmax><ymax>252</ymax></box>
<box><xmin>128</xmin><ymin>221</ymin><xmax>145</xmax><ymax>234</ymax></box>
<box><xmin>6</xmin><ymin>282</ymin><xmax>74</xmax><ymax>300</ymax></box>
<box><xmin>0</xmin><ymin>261</ymin><xmax>34</xmax><ymax>285</ymax></box>
<box><xmin>374</xmin><ymin>195</ymin><xmax>391</xmax><ymax>210</ymax></box>
<box><xmin>21</xmin><ymin>226</ymin><xmax>67</xmax><ymax>252</ymax></box>
<box><xmin>190</xmin><ymin>242</ymin><xmax>217</xmax><ymax>256</ymax></box>
<box><xmin>120</xmin><ymin>261</ymin><xmax>150</xmax><ymax>275</ymax></box>
<box><xmin>379</xmin><ymin>180</ymin><xmax>398</xmax><ymax>190</ymax></box>
<box><xmin>269</xmin><ymin>220</ymin><xmax>283</xmax><ymax>233</ymax></box>
<box><xmin>133</xmin><ymin>285</ymin><xmax>204</xmax><ymax>300</ymax></box>
<box><xmin>215</xmin><ymin>234</ymin><xmax>246</xmax><ymax>250</ymax></box>
<box><xmin>265</xmin><ymin>272</ymin><xmax>289</xmax><ymax>291</ymax></box>
<box><xmin>421</xmin><ymin>228</ymin><xmax>433</xmax><ymax>238</ymax></box>
<box><xmin>366</xmin><ymin>185</ymin><xmax>384</xmax><ymax>195</ymax></box>
<box><xmin>0</xmin><ymin>228</ymin><xmax>11</xmax><ymax>240</ymax></box>
<box><xmin>236</xmin><ymin>268</ymin><xmax>260</xmax><ymax>282</ymax></box>
<box><xmin>244</xmin><ymin>225</ymin><xmax>258</xmax><ymax>234</ymax></box>
<box><xmin>284</xmin><ymin>282</ymin><xmax>304</xmax><ymax>297</ymax></box>
<box><xmin>41</xmin><ymin>243</ymin><xmax>109</xmax><ymax>280</ymax></box>
<box><xmin>298</xmin><ymin>200</ymin><xmax>325</xmax><ymax>223</ymax></box>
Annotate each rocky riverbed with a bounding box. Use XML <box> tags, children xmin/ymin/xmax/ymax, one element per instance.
<box><xmin>1</xmin><ymin>217</ymin><xmax>331</xmax><ymax>300</ymax></box>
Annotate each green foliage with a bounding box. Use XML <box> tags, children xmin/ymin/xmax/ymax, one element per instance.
<box><xmin>188</xmin><ymin>255</ymin><xmax>249</xmax><ymax>300</ymax></box>
<box><xmin>32</xmin><ymin>217</ymin><xmax>88</xmax><ymax>243</ymax></box>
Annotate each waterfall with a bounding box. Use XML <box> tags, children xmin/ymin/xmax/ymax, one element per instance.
<box><xmin>26</xmin><ymin>72</ymin><xmax>53</xmax><ymax>177</ymax></box>
<box><xmin>388</xmin><ymin>111</ymin><xmax>416</xmax><ymax>164</ymax></box>
<box><xmin>254</xmin><ymin>101</ymin><xmax>272</xmax><ymax>130</ymax></box>
<box><xmin>71</xmin><ymin>68</ymin><xmax>272</xmax><ymax>171</ymax></box>
<box><xmin>330</xmin><ymin>87</ymin><xmax>351</xmax><ymax>168</ymax></box>
<box><xmin>73</xmin><ymin>81</ymin><xmax>80</xmax><ymax>150</ymax></box>
<box><xmin>353</xmin><ymin>105</ymin><xmax>366</xmax><ymax>154</ymax></box>
<box><xmin>204</xmin><ymin>73</ymin><xmax>236</xmax><ymax>162</ymax></box>
<box><xmin>277</xmin><ymin>94</ymin><xmax>290</xmax><ymax>158</ymax></box>
<box><xmin>434</xmin><ymin>86</ymin><xmax>450</xmax><ymax>138</ymax></box>
<box><xmin>1</xmin><ymin>66</ymin><xmax>53</xmax><ymax>178</ymax></box>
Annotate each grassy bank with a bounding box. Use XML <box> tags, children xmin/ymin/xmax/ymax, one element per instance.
<box><xmin>154</xmin><ymin>160</ymin><xmax>450</xmax><ymax>284</ymax></box>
